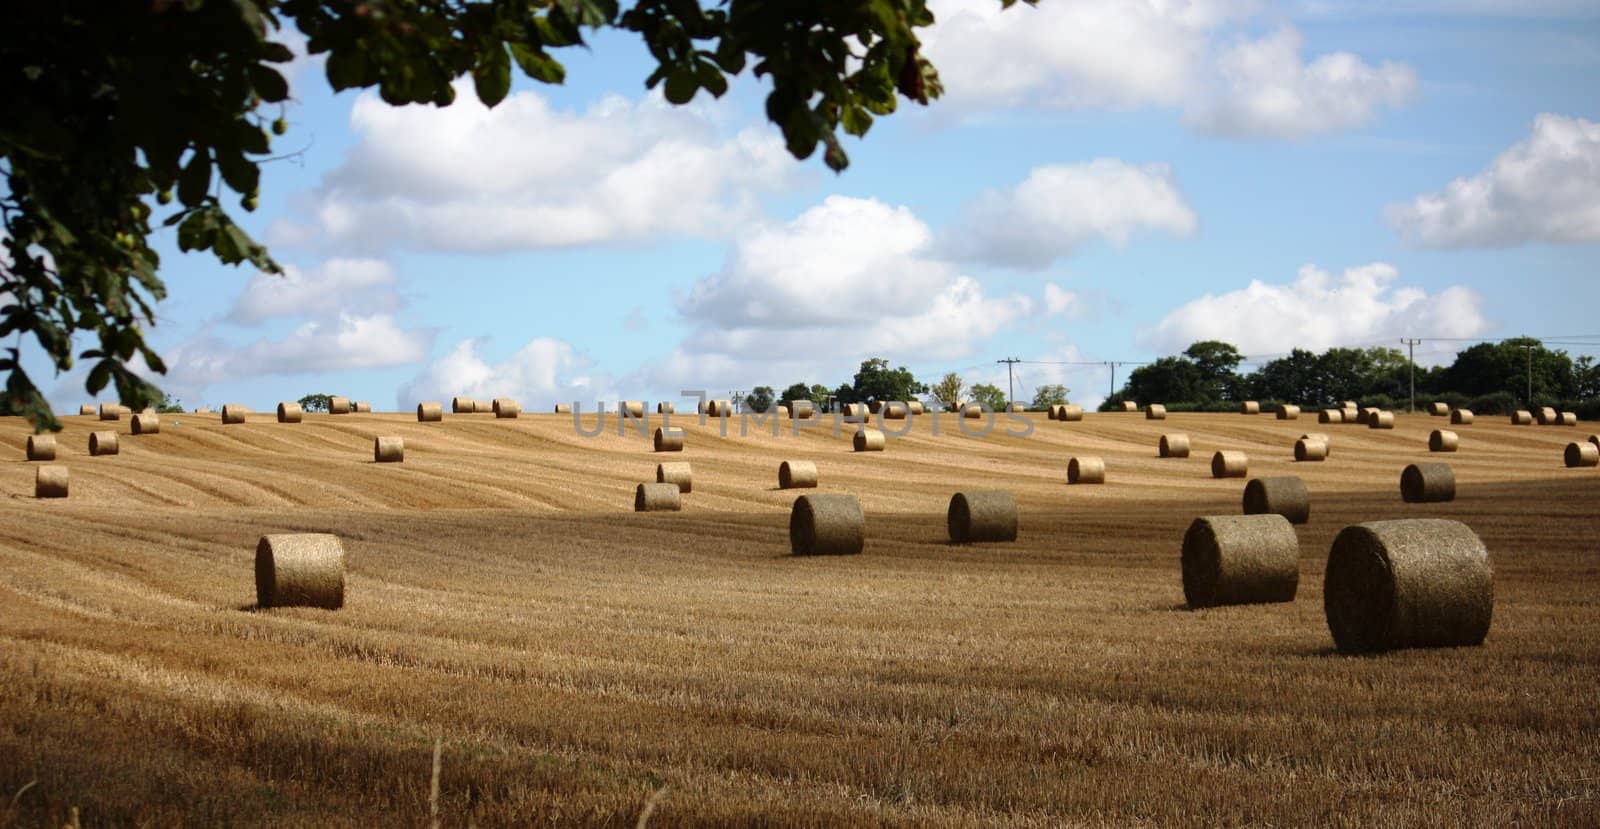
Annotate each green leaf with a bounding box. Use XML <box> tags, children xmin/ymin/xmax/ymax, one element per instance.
<box><xmin>510</xmin><ymin>45</ymin><xmax>566</xmax><ymax>84</ymax></box>
<box><xmin>663</xmin><ymin>67</ymin><xmax>697</xmax><ymax>104</ymax></box>
<box><xmin>87</xmin><ymin>360</ymin><xmax>111</xmax><ymax>395</ymax></box>
<box><xmin>473</xmin><ymin>46</ymin><xmax>512</xmax><ymax>107</ymax></box>
<box><xmin>325</xmin><ymin>48</ymin><xmax>368</xmax><ymax>91</ymax></box>
<box><xmin>695</xmin><ymin>60</ymin><xmax>727</xmax><ymax>98</ymax></box>
<box><xmin>247</xmin><ymin>64</ymin><xmax>289</xmax><ymax>103</ymax></box>
<box><xmin>841</xmin><ymin>105</ymin><xmax>873</xmax><ymax>137</ymax></box>
<box><xmin>216</xmin><ymin>149</ymin><xmax>260</xmax><ymax>196</ymax></box>
<box><xmin>177</xmin><ymin>150</ymin><xmax>211</xmax><ymax>207</ymax></box>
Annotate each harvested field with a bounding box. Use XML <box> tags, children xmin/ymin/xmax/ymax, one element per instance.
<box><xmin>0</xmin><ymin>410</ymin><xmax>1596</xmax><ymax>826</ymax></box>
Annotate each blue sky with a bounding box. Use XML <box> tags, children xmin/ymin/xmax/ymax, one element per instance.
<box><xmin>51</xmin><ymin>0</ymin><xmax>1600</xmax><ymax>412</ymax></box>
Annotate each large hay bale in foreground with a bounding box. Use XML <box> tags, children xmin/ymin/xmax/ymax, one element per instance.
<box><xmin>654</xmin><ymin>427</ymin><xmax>685</xmax><ymax>452</ymax></box>
<box><xmin>373</xmin><ymin>436</ymin><xmax>404</xmax><ymax>463</ymax></box>
<box><xmin>778</xmin><ymin>460</ymin><xmax>818</xmax><ymax>489</ymax></box>
<box><xmin>634</xmin><ymin>482</ymin><xmax>682</xmax><ymax>512</ymax></box>
<box><xmin>98</xmin><ymin>403</ymin><xmax>121</xmax><ymax>421</ymax></box>
<box><xmin>329</xmin><ymin>396</ymin><xmax>351</xmax><ymax>414</ymax></box>
<box><xmin>277</xmin><ymin>402</ymin><xmax>303</xmax><ymax>423</ymax></box>
<box><xmin>1511</xmin><ymin>410</ymin><xmax>1533</xmax><ymax>425</ymax></box>
<box><xmin>1428</xmin><ymin>401</ymin><xmax>1449</xmax><ymax>416</ymax></box>
<box><xmin>1401</xmin><ymin>463</ymin><xmax>1455</xmax><ymax>503</ymax></box>
<box><xmin>452</xmin><ymin>396</ymin><xmax>475</xmax><ymax>414</ymax></box>
<box><xmin>1159</xmin><ymin>434</ymin><xmax>1190</xmax><ymax>458</ymax></box>
<box><xmin>656</xmin><ymin>462</ymin><xmax>692</xmax><ymax>493</ymax></box>
<box><xmin>1120</xmin><ymin>401</ymin><xmax>1138</xmax><ymax>412</ymax></box>
<box><xmin>78</xmin><ymin>404</ymin><xmax>96</xmax><ymax>416</ymax></box>
<box><xmin>1293</xmin><ymin>438</ymin><xmax>1327</xmax><ymax>462</ymax></box>
<box><xmin>255</xmin><ymin>534</ymin><xmax>345</xmax><ymax>610</ymax></box>
<box><xmin>417</xmin><ymin>402</ymin><xmax>443</xmax><ymax>422</ymax></box>
<box><xmin>789</xmin><ymin>400</ymin><xmax>815</xmax><ymax>419</ymax></box>
<box><xmin>1450</xmin><ymin>409</ymin><xmax>1474</xmax><ymax>425</ymax></box>
<box><xmin>948</xmin><ymin>490</ymin><xmax>1018</xmax><ymax>544</ymax></box>
<box><xmin>853</xmin><ymin>428</ymin><xmax>885</xmax><ymax>452</ymax></box>
<box><xmin>1058</xmin><ymin>404</ymin><xmax>1083</xmax><ymax>421</ymax></box>
<box><xmin>1564</xmin><ymin>441</ymin><xmax>1599</xmax><ymax>468</ymax></box>
<box><xmin>790</xmin><ymin>493</ymin><xmax>864</xmax><ymax>556</ymax></box>
<box><xmin>1242</xmin><ymin>476</ymin><xmax>1310</xmax><ymax>525</ymax></box>
<box><xmin>1537</xmin><ymin>406</ymin><xmax>1558</xmax><ymax>425</ymax></box>
<box><xmin>1324</xmin><ymin>519</ymin><xmax>1492</xmax><ymax>652</ymax></box>
<box><xmin>1318</xmin><ymin>409</ymin><xmax>1343</xmax><ymax>424</ymax></box>
<box><xmin>1368</xmin><ymin>411</ymin><xmax>1395</xmax><ymax>429</ymax></box>
<box><xmin>1181</xmin><ymin>514</ymin><xmax>1299</xmax><ymax>608</ymax></box>
<box><xmin>132</xmin><ymin>413</ymin><xmax>160</xmax><ymax>435</ymax></box>
<box><xmin>1239</xmin><ymin>401</ymin><xmax>1260</xmax><ymax>415</ymax></box>
<box><xmin>35</xmin><ymin>465</ymin><xmax>69</xmax><ymax>499</ymax></box>
<box><xmin>88</xmin><ymin>431</ymin><xmax>119</xmax><ymax>456</ymax></box>
<box><xmin>1276</xmin><ymin>405</ymin><xmax>1301</xmax><ymax>420</ymax></box>
<box><xmin>1429</xmin><ymin>429</ymin><xmax>1459</xmax><ymax>453</ymax></box>
<box><xmin>1211</xmin><ymin>450</ymin><xmax>1248</xmax><ymax>479</ymax></box>
<box><xmin>221</xmin><ymin>404</ymin><xmax>247</xmax><ymax>424</ymax></box>
<box><xmin>1145</xmin><ymin>404</ymin><xmax>1167</xmax><ymax>420</ymax></box>
<box><xmin>26</xmin><ymin>434</ymin><xmax>56</xmax><ymax>461</ymax></box>
<box><xmin>1067</xmin><ymin>456</ymin><xmax>1105</xmax><ymax>484</ymax></box>
<box><xmin>494</xmin><ymin>398</ymin><xmax>521</xmax><ymax>418</ymax></box>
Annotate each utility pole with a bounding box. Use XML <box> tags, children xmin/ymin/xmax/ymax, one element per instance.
<box><xmin>997</xmin><ymin>357</ymin><xmax>1021</xmax><ymax>407</ymax></box>
<box><xmin>1104</xmin><ymin>361</ymin><xmax>1131</xmax><ymax>399</ymax></box>
<box><xmin>1400</xmin><ymin>338</ymin><xmax>1421</xmax><ymax>413</ymax></box>
<box><xmin>1521</xmin><ymin>343</ymin><xmax>1535</xmax><ymax>404</ymax></box>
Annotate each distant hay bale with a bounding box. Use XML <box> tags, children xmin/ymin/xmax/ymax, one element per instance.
<box><xmin>1368</xmin><ymin>411</ymin><xmax>1396</xmax><ymax>429</ymax></box>
<box><xmin>634</xmin><ymin>482</ymin><xmax>682</xmax><ymax>512</ymax></box>
<box><xmin>1429</xmin><ymin>429</ymin><xmax>1459</xmax><ymax>453</ymax></box>
<box><xmin>194</xmin><ymin>407</ymin><xmax>213</xmax><ymax>415</ymax></box>
<box><xmin>26</xmin><ymin>434</ymin><xmax>57</xmax><ymax>461</ymax></box>
<box><xmin>1242</xmin><ymin>476</ymin><xmax>1311</xmax><ymax>525</ymax></box>
<box><xmin>1047</xmin><ymin>404</ymin><xmax>1061</xmax><ymax>420</ymax></box>
<box><xmin>1181</xmin><ymin>514</ymin><xmax>1298</xmax><ymax>608</ymax></box>
<box><xmin>1058</xmin><ymin>404</ymin><xmax>1083</xmax><ymax>422</ymax></box>
<box><xmin>221</xmin><ymin>404</ymin><xmax>248</xmax><ymax>424</ymax></box>
<box><xmin>882</xmin><ymin>402</ymin><xmax>909</xmax><ymax>420</ymax></box>
<box><xmin>1450</xmin><ymin>409</ymin><xmax>1474</xmax><ymax>425</ymax></box>
<box><xmin>493</xmin><ymin>398</ymin><xmax>520</xmax><ymax>418</ymax></box>
<box><xmin>1358</xmin><ymin>407</ymin><xmax>1380</xmax><ymax>425</ymax></box>
<box><xmin>255</xmin><ymin>533</ymin><xmax>345</xmax><ymax>610</ymax></box>
<box><xmin>1120</xmin><ymin>401</ymin><xmax>1138</xmax><ymax>412</ymax></box>
<box><xmin>277</xmin><ymin>402</ymin><xmax>303</xmax><ymax>424</ymax></box>
<box><xmin>99</xmin><ymin>403</ymin><xmax>121</xmax><ymax>421</ymax></box>
<box><xmin>1159</xmin><ymin>433</ymin><xmax>1190</xmax><ymax>458</ymax></box>
<box><xmin>853</xmin><ymin>428</ymin><xmax>885</xmax><ymax>452</ymax></box>
<box><xmin>707</xmin><ymin>399</ymin><xmax>734</xmax><ymax>417</ymax></box>
<box><xmin>1008</xmin><ymin>402</ymin><xmax>1026</xmax><ymax>414</ymax></box>
<box><xmin>907</xmin><ymin>400</ymin><xmax>925</xmax><ymax>415</ymax></box>
<box><xmin>789</xmin><ymin>493</ymin><xmax>864</xmax><ymax>556</ymax></box>
<box><xmin>89</xmin><ymin>431</ymin><xmax>119</xmax><ymax>456</ymax></box>
<box><xmin>1511</xmin><ymin>410</ymin><xmax>1533</xmax><ymax>425</ymax></box>
<box><xmin>789</xmin><ymin>400</ymin><xmax>815</xmax><ymax>419</ymax></box>
<box><xmin>1145</xmin><ymin>404</ymin><xmax>1167</xmax><ymax>420</ymax></box>
<box><xmin>1429</xmin><ymin>401</ymin><xmax>1449</xmax><ymax>416</ymax></box>
<box><xmin>842</xmin><ymin>403</ymin><xmax>870</xmax><ymax>421</ymax></box>
<box><xmin>1341</xmin><ymin>407</ymin><xmax>1360</xmax><ymax>423</ymax></box>
<box><xmin>417</xmin><ymin>402</ymin><xmax>443</xmax><ymax>422</ymax></box>
<box><xmin>654</xmin><ymin>427</ymin><xmax>685</xmax><ymax>452</ymax></box>
<box><xmin>1239</xmin><ymin>401</ymin><xmax>1260</xmax><ymax>415</ymax></box>
<box><xmin>78</xmin><ymin>404</ymin><xmax>95</xmax><ymax>416</ymax></box>
<box><xmin>471</xmin><ymin>399</ymin><xmax>491</xmax><ymax>413</ymax></box>
<box><xmin>329</xmin><ymin>396</ymin><xmax>351</xmax><ymax>414</ymax></box>
<box><xmin>947</xmin><ymin>490</ymin><xmax>1018</xmax><ymax>544</ymax></box>
<box><xmin>1340</xmin><ymin>400</ymin><xmax>1359</xmax><ymax>410</ymax></box>
<box><xmin>131</xmin><ymin>413</ymin><xmax>160</xmax><ymax>435</ymax></box>
<box><xmin>1294</xmin><ymin>438</ymin><xmax>1327</xmax><ymax>462</ymax></box>
<box><xmin>656</xmin><ymin>461</ymin><xmax>692</xmax><ymax>493</ymax></box>
<box><xmin>1299</xmin><ymin>431</ymin><xmax>1331</xmax><ymax>447</ymax></box>
<box><xmin>373</xmin><ymin>436</ymin><xmax>404</xmax><ymax>463</ymax></box>
<box><xmin>1318</xmin><ymin>409</ymin><xmax>1343</xmax><ymax>424</ymax></box>
<box><xmin>1276</xmin><ymin>405</ymin><xmax>1301</xmax><ymax>420</ymax></box>
<box><xmin>1211</xmin><ymin>450</ymin><xmax>1248</xmax><ymax>479</ymax></box>
<box><xmin>775</xmin><ymin>405</ymin><xmax>790</xmax><ymax>418</ymax></box>
<box><xmin>1536</xmin><ymin>406</ymin><xmax>1558</xmax><ymax>425</ymax></box>
<box><xmin>35</xmin><ymin>465</ymin><xmax>69</xmax><ymax>499</ymax></box>
<box><xmin>1401</xmin><ymin>462</ymin><xmax>1455</xmax><ymax>503</ymax></box>
<box><xmin>1561</xmin><ymin>411</ymin><xmax>1579</xmax><ymax>426</ymax></box>
<box><xmin>868</xmin><ymin>400</ymin><xmax>885</xmax><ymax>415</ymax></box>
<box><xmin>1067</xmin><ymin>456</ymin><xmax>1105</xmax><ymax>484</ymax></box>
<box><xmin>554</xmin><ymin>403</ymin><xmax>572</xmax><ymax>414</ymax></box>
<box><xmin>452</xmin><ymin>396</ymin><xmax>475</xmax><ymax>414</ymax></box>
<box><xmin>352</xmin><ymin>401</ymin><xmax>371</xmax><ymax>413</ymax></box>
<box><xmin>656</xmin><ymin>402</ymin><xmax>675</xmax><ymax>415</ymax></box>
<box><xmin>962</xmin><ymin>404</ymin><xmax>984</xmax><ymax>419</ymax></box>
<box><xmin>1324</xmin><ymin>518</ymin><xmax>1492</xmax><ymax>652</ymax></box>
<box><xmin>778</xmin><ymin>460</ymin><xmax>818</xmax><ymax>489</ymax></box>
<box><xmin>1589</xmin><ymin>434</ymin><xmax>1600</xmax><ymax>452</ymax></box>
<box><xmin>620</xmin><ymin>400</ymin><xmax>645</xmax><ymax>419</ymax></box>
<box><xmin>1564</xmin><ymin>441</ymin><xmax>1598</xmax><ymax>468</ymax></box>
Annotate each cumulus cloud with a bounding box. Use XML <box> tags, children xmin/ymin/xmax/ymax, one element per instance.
<box><xmin>945</xmin><ymin>160</ymin><xmax>1198</xmax><ymax>268</ymax></box>
<box><xmin>166</xmin><ymin>313</ymin><xmax>433</xmax><ymax>386</ymax></box>
<box><xmin>273</xmin><ymin>83</ymin><xmax>796</xmax><ymax>253</ymax></box>
<box><xmin>1386</xmin><ymin>113</ymin><xmax>1600</xmax><ymax>248</ymax></box>
<box><xmin>1142</xmin><ymin>263</ymin><xmax>1489</xmax><ymax>355</ymax></box>
<box><xmin>228</xmin><ymin>258</ymin><xmax>400</xmax><ymax>324</ymax></box>
<box><xmin>397</xmin><ymin>337</ymin><xmax>609</xmax><ymax>411</ymax></box>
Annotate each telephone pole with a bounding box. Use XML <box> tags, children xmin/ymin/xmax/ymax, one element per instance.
<box><xmin>1400</xmin><ymin>338</ymin><xmax>1421</xmax><ymax>413</ymax></box>
<box><xmin>1521</xmin><ymin>343</ymin><xmax>1535</xmax><ymax>403</ymax></box>
<box><xmin>997</xmin><ymin>357</ymin><xmax>1021</xmax><ymax>407</ymax></box>
<box><xmin>1105</xmin><ymin>361</ymin><xmax>1131</xmax><ymax>399</ymax></box>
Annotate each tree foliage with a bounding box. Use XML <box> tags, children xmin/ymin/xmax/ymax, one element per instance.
<box><xmin>848</xmin><ymin>357</ymin><xmax>926</xmax><ymax>404</ymax></box>
<box><xmin>930</xmin><ymin>372</ymin><xmax>964</xmax><ymax>412</ymax></box>
<box><xmin>298</xmin><ymin>392</ymin><xmax>332</xmax><ymax>413</ymax></box>
<box><xmin>968</xmin><ymin>382</ymin><xmax>1006</xmax><ymax>412</ymax></box>
<box><xmin>1029</xmin><ymin>383</ymin><xmax>1069</xmax><ymax>409</ymax></box>
<box><xmin>744</xmin><ymin>384</ymin><xmax>774</xmax><ymax>413</ymax></box>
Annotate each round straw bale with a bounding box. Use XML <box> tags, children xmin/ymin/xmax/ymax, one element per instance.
<box><xmin>948</xmin><ymin>490</ymin><xmax>1018</xmax><ymax>544</ymax></box>
<box><xmin>1008</xmin><ymin>402</ymin><xmax>1026</xmax><ymax>414</ymax></box>
<box><xmin>1181</xmin><ymin>514</ymin><xmax>1299</xmax><ymax>608</ymax></box>
<box><xmin>619</xmin><ymin>400</ymin><xmax>645</xmax><ymax>419</ymax></box>
<box><xmin>98</xmin><ymin>403</ymin><xmax>121</xmax><ymax>421</ymax></box>
<box><xmin>1589</xmin><ymin>434</ymin><xmax>1600</xmax><ymax>452</ymax></box>
<box><xmin>1368</xmin><ymin>411</ymin><xmax>1396</xmax><ymax>429</ymax></box>
<box><xmin>654</xmin><ymin>427</ymin><xmax>685</xmax><ymax>452</ymax></box>
<box><xmin>1067</xmin><ymin>456</ymin><xmax>1105</xmax><ymax>484</ymax></box>
<box><xmin>417</xmin><ymin>402</ymin><xmax>443</xmax><ymax>422</ymax></box>
<box><xmin>1242</xmin><ymin>476</ymin><xmax>1310</xmax><ymax>524</ymax></box>
<box><xmin>131</xmin><ymin>413</ymin><xmax>160</xmax><ymax>435</ymax></box>
<box><xmin>255</xmin><ymin>534</ymin><xmax>345</xmax><ymax>610</ymax></box>
<box><xmin>853</xmin><ymin>428</ymin><xmax>885</xmax><ymax>452</ymax></box>
<box><xmin>656</xmin><ymin>461</ymin><xmax>692</xmax><ymax>493</ymax></box>
<box><xmin>1341</xmin><ymin>407</ymin><xmax>1360</xmax><ymax>423</ymax></box>
<box><xmin>789</xmin><ymin>493</ymin><xmax>864</xmax><ymax>556</ymax></box>
<box><xmin>329</xmin><ymin>396</ymin><xmax>351</xmax><ymax>414</ymax></box>
<box><xmin>1537</xmin><ymin>406</ymin><xmax>1558</xmax><ymax>425</ymax></box>
<box><xmin>1212</xmin><ymin>450</ymin><xmax>1248</xmax><ymax>479</ymax></box>
<box><xmin>634</xmin><ymin>482</ymin><xmax>682</xmax><ymax>512</ymax></box>
<box><xmin>353</xmin><ymin>401</ymin><xmax>372</xmax><ymax>413</ymax></box>
<box><xmin>554</xmin><ymin>403</ymin><xmax>572</xmax><ymax>414</ymax></box>
<box><xmin>1239</xmin><ymin>400</ymin><xmax>1260</xmax><ymax>415</ymax></box>
<box><xmin>776</xmin><ymin>405</ymin><xmax>789</xmax><ymax>418</ymax></box>
<box><xmin>277</xmin><ymin>402</ymin><xmax>303</xmax><ymax>423</ymax></box>
<box><xmin>1047</xmin><ymin>404</ymin><xmax>1061</xmax><ymax>420</ymax></box>
<box><xmin>778</xmin><ymin>460</ymin><xmax>818</xmax><ymax>489</ymax></box>
<box><xmin>1511</xmin><ymin>410</ymin><xmax>1533</xmax><ymax>425</ymax></box>
<box><xmin>452</xmin><ymin>396</ymin><xmax>474</xmax><ymax>414</ymax></box>
<box><xmin>881</xmin><ymin>402</ymin><xmax>909</xmax><ymax>420</ymax></box>
<box><xmin>1401</xmin><ymin>462</ymin><xmax>1455</xmax><ymax>503</ymax></box>
<box><xmin>1318</xmin><ymin>409</ymin><xmax>1343</xmax><ymax>424</ymax></box>
<box><xmin>1428</xmin><ymin>401</ymin><xmax>1449</xmax><ymax>416</ymax></box>
<box><xmin>842</xmin><ymin>403</ymin><xmax>869</xmax><ymax>421</ymax></box>
<box><xmin>1561</xmin><ymin>411</ymin><xmax>1579</xmax><ymax>426</ymax></box>
<box><xmin>88</xmin><ymin>431</ymin><xmax>118</xmax><ymax>456</ymax></box>
<box><xmin>1145</xmin><ymin>404</ymin><xmax>1167</xmax><ymax>420</ymax></box>
<box><xmin>707</xmin><ymin>399</ymin><xmax>734</xmax><ymax>417</ymax></box>
<box><xmin>1450</xmin><ymin>409</ymin><xmax>1474</xmax><ymax>425</ymax></box>
<box><xmin>373</xmin><ymin>436</ymin><xmax>404</xmax><ymax>463</ymax></box>
<box><xmin>1294</xmin><ymin>438</ymin><xmax>1327</xmax><ymax>462</ymax></box>
<box><xmin>790</xmin><ymin>400</ymin><xmax>815</xmax><ymax>419</ymax></box>
<box><xmin>907</xmin><ymin>400</ymin><xmax>925</xmax><ymax>415</ymax></box>
<box><xmin>78</xmin><ymin>404</ymin><xmax>95</xmax><ymax>416</ymax></box>
<box><xmin>1276</xmin><ymin>405</ymin><xmax>1301</xmax><ymax>420</ymax></box>
<box><xmin>1299</xmin><ymin>432</ymin><xmax>1331</xmax><ymax>446</ymax></box>
<box><xmin>493</xmin><ymin>398</ymin><xmax>520</xmax><ymax>418</ymax></box>
<box><xmin>193</xmin><ymin>407</ymin><xmax>211</xmax><ymax>414</ymax></box>
<box><xmin>1058</xmin><ymin>404</ymin><xmax>1083</xmax><ymax>422</ymax></box>
<box><xmin>469</xmin><ymin>399</ymin><xmax>489</xmax><ymax>413</ymax></box>
<box><xmin>26</xmin><ymin>434</ymin><xmax>57</xmax><ymax>461</ymax></box>
<box><xmin>35</xmin><ymin>465</ymin><xmax>69</xmax><ymax>499</ymax></box>
<box><xmin>868</xmin><ymin>400</ymin><xmax>884</xmax><ymax>414</ymax></box>
<box><xmin>1120</xmin><ymin>401</ymin><xmax>1139</xmax><ymax>412</ymax></box>
<box><xmin>1159</xmin><ymin>433</ymin><xmax>1190</xmax><ymax>459</ymax></box>
<box><xmin>656</xmin><ymin>402</ymin><xmax>674</xmax><ymax>415</ymax></box>
<box><xmin>1358</xmin><ymin>407</ymin><xmax>1380</xmax><ymax>425</ymax></box>
<box><xmin>1564</xmin><ymin>441</ymin><xmax>1598</xmax><ymax>468</ymax></box>
<box><xmin>1341</xmin><ymin>400</ymin><xmax>1359</xmax><ymax>410</ymax></box>
<box><xmin>1429</xmin><ymin>429</ymin><xmax>1459</xmax><ymax>453</ymax></box>
<box><xmin>962</xmin><ymin>404</ymin><xmax>984</xmax><ymax>419</ymax></box>
<box><xmin>1324</xmin><ymin>518</ymin><xmax>1492</xmax><ymax>652</ymax></box>
<box><xmin>222</xmin><ymin>404</ymin><xmax>248</xmax><ymax>424</ymax></box>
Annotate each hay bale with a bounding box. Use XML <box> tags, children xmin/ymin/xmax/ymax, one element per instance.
<box><xmin>789</xmin><ymin>493</ymin><xmax>864</xmax><ymax>556</ymax></box>
<box><xmin>1276</xmin><ymin>404</ymin><xmax>1301</xmax><ymax>420</ymax></box>
<box><xmin>1145</xmin><ymin>404</ymin><xmax>1167</xmax><ymax>420</ymax></box>
<box><xmin>1294</xmin><ymin>438</ymin><xmax>1327</xmax><ymax>462</ymax></box>
<box><xmin>493</xmin><ymin>398</ymin><xmax>521</xmax><ymax>418</ymax></box>
<box><xmin>1428</xmin><ymin>401</ymin><xmax>1449</xmax><ymax>416</ymax></box>
<box><xmin>1067</xmin><ymin>456</ymin><xmax>1105</xmax><ymax>484</ymax></box>
<box><xmin>1341</xmin><ymin>400</ymin><xmax>1359</xmax><ymax>410</ymax></box>
<box><xmin>1341</xmin><ymin>407</ymin><xmax>1360</xmax><ymax>423</ymax></box>
<box><xmin>1368</xmin><ymin>411</ymin><xmax>1396</xmax><ymax>430</ymax></box>
<box><xmin>554</xmin><ymin>403</ymin><xmax>572</xmax><ymax>414</ymax></box>
<box><xmin>1564</xmin><ymin>441</ymin><xmax>1598</xmax><ymax>468</ymax></box>
<box><xmin>1242</xmin><ymin>476</ymin><xmax>1310</xmax><ymax>525</ymax></box>
<box><xmin>656</xmin><ymin>402</ymin><xmax>675</xmax><ymax>415</ymax></box>
<box><xmin>277</xmin><ymin>402</ymin><xmax>303</xmax><ymax>423</ymax></box>
<box><xmin>634</xmin><ymin>482</ymin><xmax>682</xmax><ymax>512</ymax></box>
<box><xmin>778</xmin><ymin>460</ymin><xmax>818</xmax><ymax>489</ymax></box>
<box><xmin>98</xmin><ymin>403</ymin><xmax>121</xmax><ymax>421</ymax></box>
<box><xmin>353</xmin><ymin>401</ymin><xmax>372</xmax><ymax>413</ymax></box>
<box><xmin>1318</xmin><ymin>409</ymin><xmax>1343</xmax><ymax>424</ymax></box>
<box><xmin>26</xmin><ymin>434</ymin><xmax>57</xmax><ymax>461</ymax></box>
<box><xmin>656</xmin><ymin>461</ymin><xmax>693</xmax><ymax>493</ymax></box>
<box><xmin>907</xmin><ymin>400</ymin><xmax>925</xmax><ymax>415</ymax></box>
<box><xmin>962</xmin><ymin>404</ymin><xmax>984</xmax><ymax>419</ymax></box>
<box><xmin>1299</xmin><ymin>431</ymin><xmax>1331</xmax><ymax>446</ymax></box>
<box><xmin>707</xmin><ymin>399</ymin><xmax>734</xmax><ymax>417</ymax></box>
<box><xmin>417</xmin><ymin>402</ymin><xmax>443</xmax><ymax>422</ymax></box>
<box><xmin>1158</xmin><ymin>433</ymin><xmax>1190</xmax><ymax>459</ymax></box>
<box><xmin>1047</xmin><ymin>404</ymin><xmax>1059</xmax><ymax>420</ymax></box>
<box><xmin>1537</xmin><ymin>406</ymin><xmax>1558</xmax><ymax>425</ymax></box>
<box><xmin>131</xmin><ymin>413</ymin><xmax>160</xmax><ymax>435</ymax></box>
<box><xmin>1358</xmin><ymin>407</ymin><xmax>1380</xmax><ymax>425</ymax></box>
<box><xmin>452</xmin><ymin>396</ymin><xmax>475</xmax><ymax>414</ymax></box>
<box><xmin>1239</xmin><ymin>401</ymin><xmax>1260</xmax><ymax>415</ymax></box>
<box><xmin>1120</xmin><ymin>401</ymin><xmax>1138</xmax><ymax>412</ymax></box>
<box><xmin>195</xmin><ymin>406</ymin><xmax>213</xmax><ymax>415</ymax></box>
<box><xmin>619</xmin><ymin>400</ymin><xmax>645</xmax><ymax>419</ymax></box>
<box><xmin>1450</xmin><ymin>409</ymin><xmax>1474</xmax><ymax>425</ymax></box>
<box><xmin>1181</xmin><ymin>514</ymin><xmax>1298</xmax><ymax>608</ymax></box>
<box><xmin>470</xmin><ymin>399</ymin><xmax>490</xmax><ymax>413</ymax></box>
<box><xmin>881</xmin><ymin>402</ymin><xmax>909</xmax><ymax>420</ymax></box>
<box><xmin>1561</xmin><ymin>411</ymin><xmax>1579</xmax><ymax>426</ymax></box>
<box><xmin>89</xmin><ymin>431</ymin><xmax>119</xmax><ymax>456</ymax></box>
<box><xmin>373</xmin><ymin>436</ymin><xmax>404</xmax><ymax>463</ymax></box>
<box><xmin>853</xmin><ymin>428</ymin><xmax>885</xmax><ymax>452</ymax></box>
<box><xmin>948</xmin><ymin>490</ymin><xmax>1018</xmax><ymax>544</ymax></box>
<box><xmin>78</xmin><ymin>404</ymin><xmax>95</xmax><ymax>416</ymax></box>
<box><xmin>1211</xmin><ymin>450</ymin><xmax>1248</xmax><ymax>479</ymax></box>
<box><xmin>1058</xmin><ymin>404</ymin><xmax>1083</xmax><ymax>422</ymax></box>
<box><xmin>789</xmin><ymin>400</ymin><xmax>815</xmax><ymax>419</ymax></box>
<box><xmin>329</xmin><ymin>396</ymin><xmax>351</xmax><ymax>414</ymax></box>
<box><xmin>841</xmin><ymin>403</ymin><xmax>870</xmax><ymax>421</ymax></box>
<box><xmin>1008</xmin><ymin>402</ymin><xmax>1026</xmax><ymax>414</ymax></box>
<box><xmin>1429</xmin><ymin>429</ymin><xmax>1459</xmax><ymax>453</ymax></box>
<box><xmin>868</xmin><ymin>400</ymin><xmax>885</xmax><ymax>414</ymax></box>
<box><xmin>35</xmin><ymin>465</ymin><xmax>69</xmax><ymax>499</ymax></box>
<box><xmin>775</xmin><ymin>405</ymin><xmax>790</xmax><ymax>418</ymax></box>
<box><xmin>1511</xmin><ymin>410</ymin><xmax>1533</xmax><ymax>425</ymax></box>
<box><xmin>1589</xmin><ymin>434</ymin><xmax>1600</xmax><ymax>453</ymax></box>
<box><xmin>255</xmin><ymin>534</ymin><xmax>345</xmax><ymax>610</ymax></box>
<box><xmin>654</xmin><ymin>427</ymin><xmax>685</xmax><ymax>452</ymax></box>
<box><xmin>1323</xmin><ymin>518</ymin><xmax>1492</xmax><ymax>652</ymax></box>
<box><xmin>1401</xmin><ymin>462</ymin><xmax>1455</xmax><ymax>503</ymax></box>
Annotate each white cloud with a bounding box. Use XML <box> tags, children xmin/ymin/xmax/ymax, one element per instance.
<box><xmin>1043</xmin><ymin>283</ymin><xmax>1085</xmax><ymax>317</ymax></box>
<box><xmin>228</xmin><ymin>258</ymin><xmax>400</xmax><ymax>324</ymax></box>
<box><xmin>397</xmin><ymin>337</ymin><xmax>609</xmax><ymax>411</ymax></box>
<box><xmin>1143</xmin><ymin>263</ymin><xmax>1489</xmax><ymax>355</ymax></box>
<box><xmin>946</xmin><ymin>160</ymin><xmax>1198</xmax><ymax>268</ymax></box>
<box><xmin>166</xmin><ymin>313</ymin><xmax>433</xmax><ymax>386</ymax></box>
<box><xmin>274</xmin><ymin>83</ymin><xmax>796</xmax><ymax>253</ymax></box>
<box><xmin>1386</xmin><ymin>113</ymin><xmax>1600</xmax><ymax>248</ymax></box>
